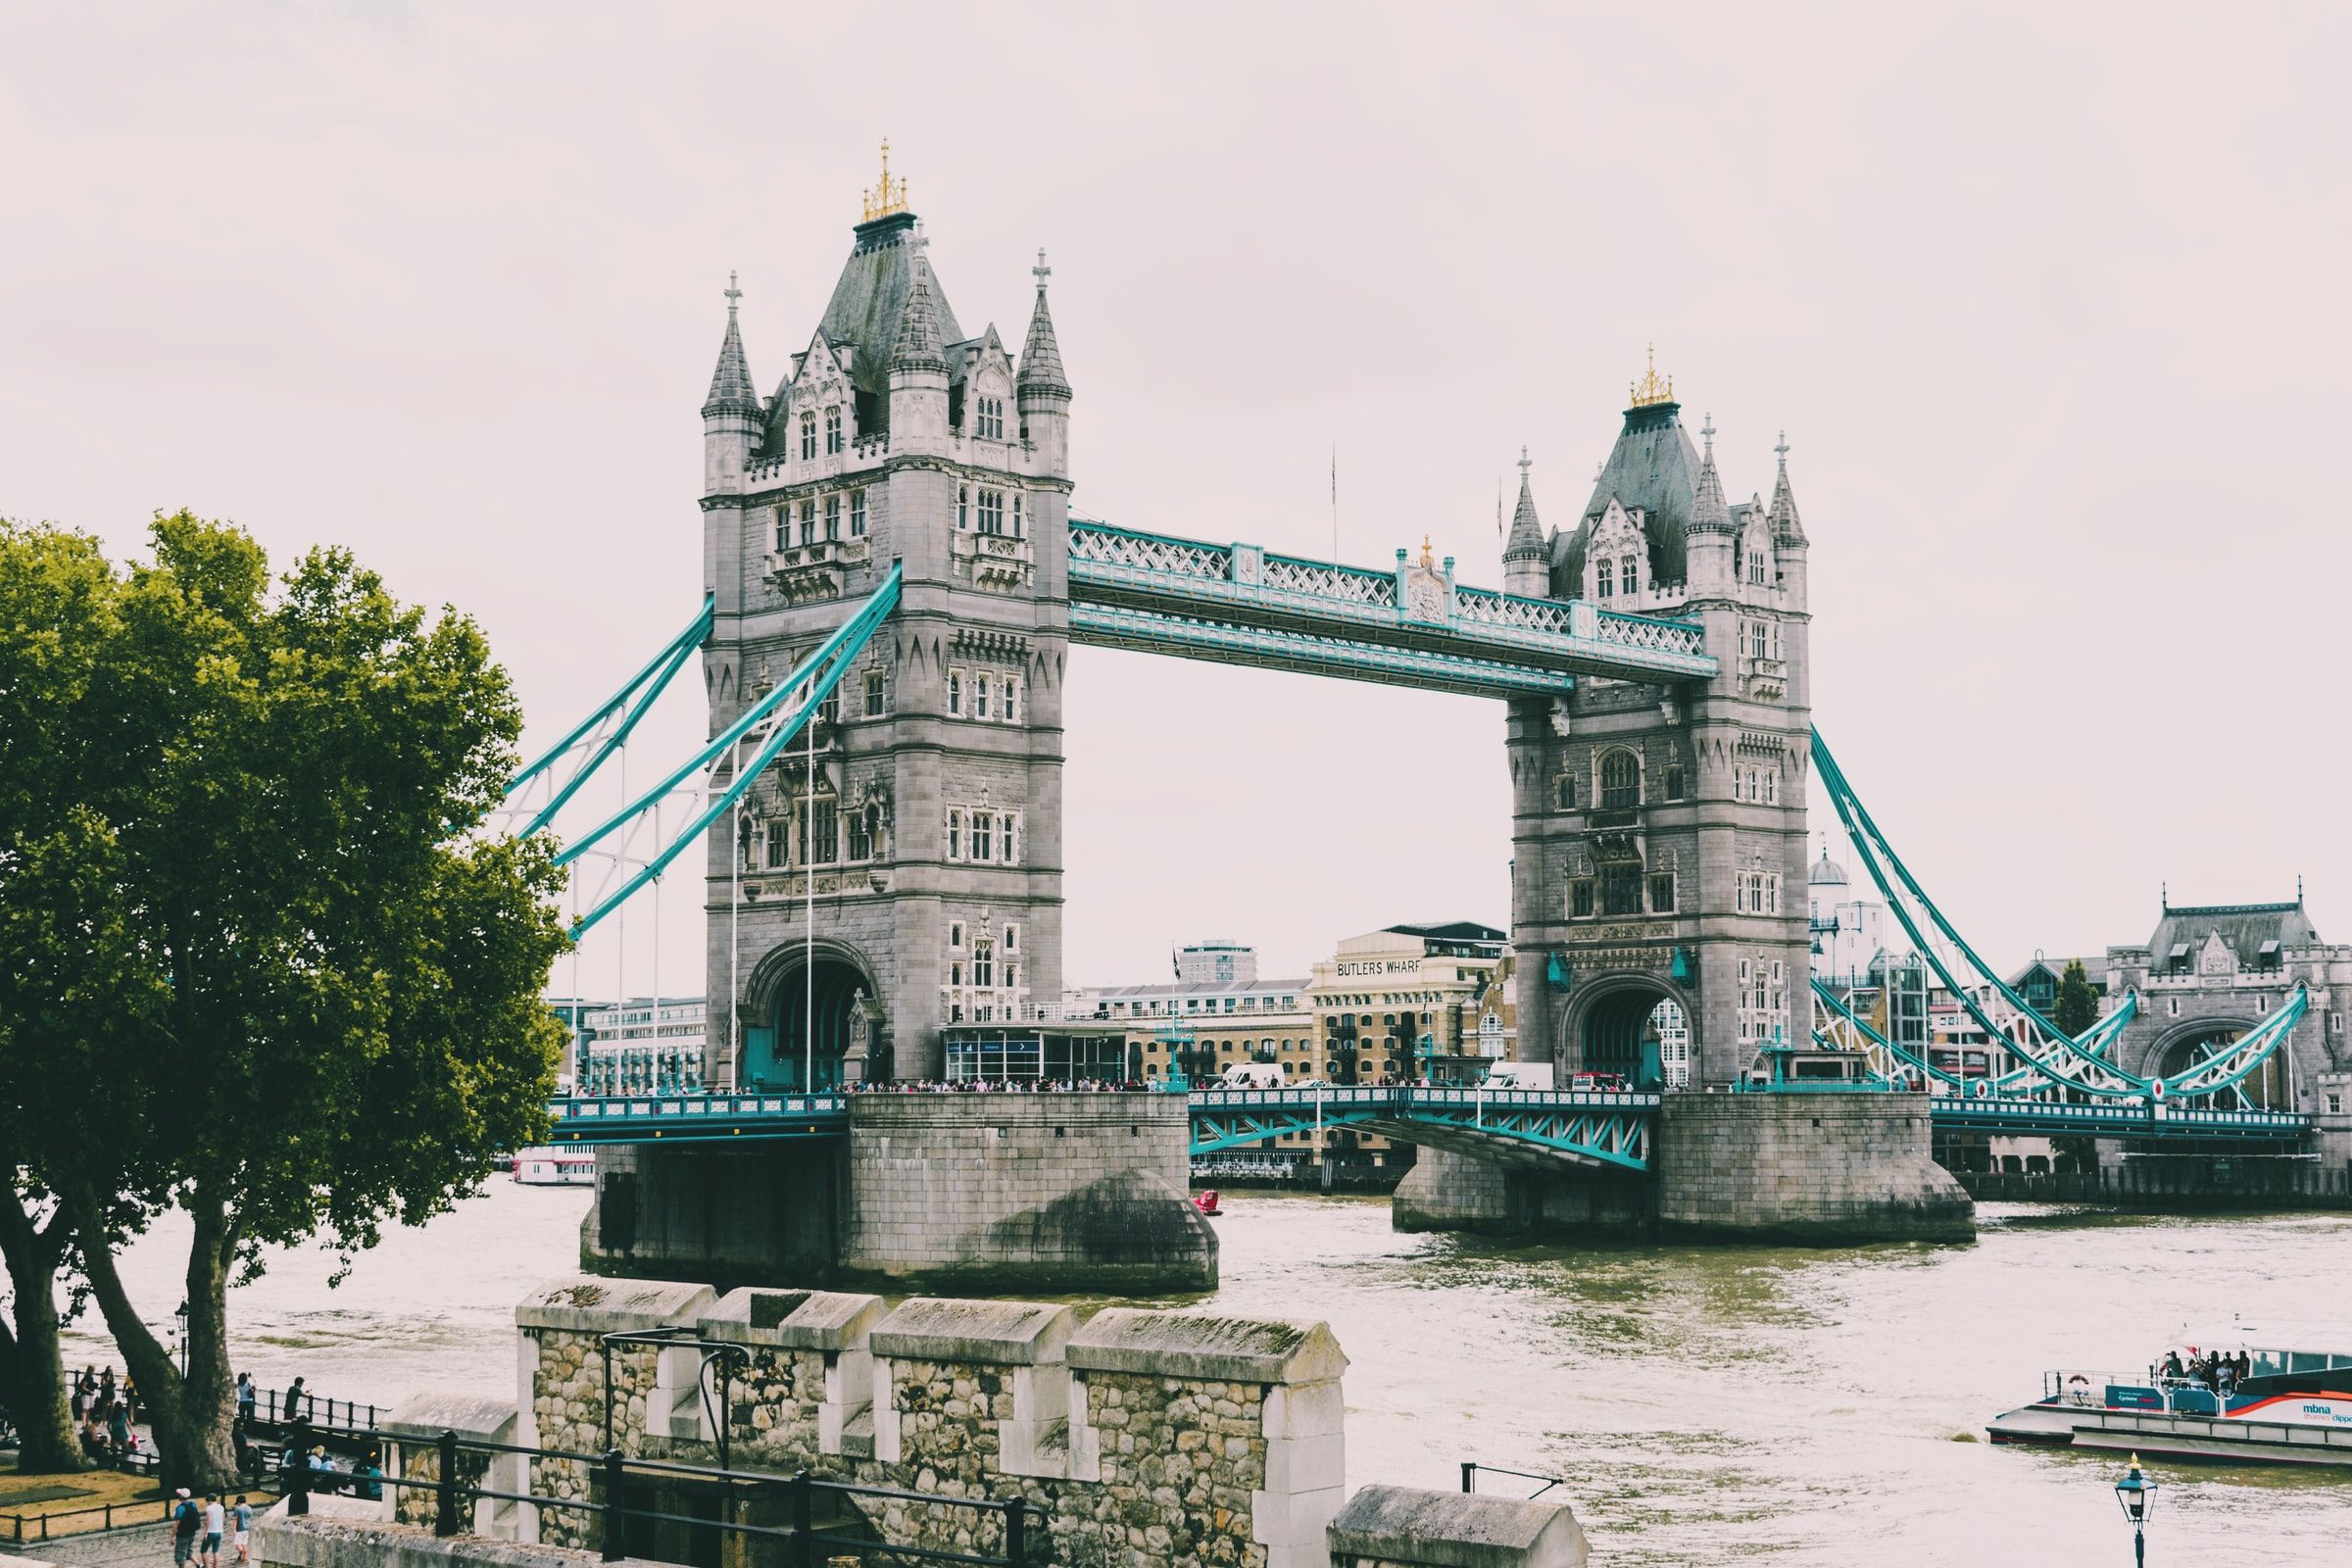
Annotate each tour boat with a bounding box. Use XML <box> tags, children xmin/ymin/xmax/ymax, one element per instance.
<box><xmin>511</xmin><ymin>1147</ymin><xmax>597</xmax><ymax>1187</ymax></box>
<box><xmin>1990</xmin><ymin>1319</ymin><xmax>2352</xmax><ymax>1465</ymax></box>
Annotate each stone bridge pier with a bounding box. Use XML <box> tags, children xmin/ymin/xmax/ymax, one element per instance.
<box><xmin>1396</xmin><ymin>1093</ymin><xmax>1972</xmax><ymax>1244</ymax></box>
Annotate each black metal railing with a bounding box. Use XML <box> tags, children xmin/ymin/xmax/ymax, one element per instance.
<box><xmin>283</xmin><ymin>1415</ymin><xmax>1037</xmax><ymax>1568</ymax></box>
<box><xmin>1460</xmin><ymin>1460</ymin><xmax>1568</xmax><ymax>1500</ymax></box>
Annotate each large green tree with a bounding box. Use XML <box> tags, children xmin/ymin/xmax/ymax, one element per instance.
<box><xmin>0</xmin><ymin>522</ymin><xmax>149</xmax><ymax>1472</ymax></box>
<box><xmin>0</xmin><ymin>514</ymin><xmax>568</xmax><ymax>1486</ymax></box>
<box><xmin>2053</xmin><ymin>958</ymin><xmax>2099</xmax><ymax>1038</ymax></box>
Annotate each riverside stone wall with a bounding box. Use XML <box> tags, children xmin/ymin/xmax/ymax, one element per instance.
<box><xmin>514</xmin><ymin>1277</ymin><xmax>1346</xmax><ymax>1568</ymax></box>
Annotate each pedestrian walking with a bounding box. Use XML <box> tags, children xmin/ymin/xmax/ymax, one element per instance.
<box><xmin>201</xmin><ymin>1495</ymin><xmax>224</xmax><ymax>1568</ymax></box>
<box><xmin>170</xmin><ymin>1489</ymin><xmax>200</xmax><ymax>1568</ymax></box>
<box><xmin>230</xmin><ymin>1498</ymin><xmax>252</xmax><ymax>1565</ymax></box>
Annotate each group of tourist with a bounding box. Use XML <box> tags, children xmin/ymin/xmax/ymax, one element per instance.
<box><xmin>69</xmin><ymin>1365</ymin><xmax>137</xmax><ymax>1463</ymax></box>
<box><xmin>169</xmin><ymin>1490</ymin><xmax>252</xmax><ymax>1568</ymax></box>
<box><xmin>2160</xmin><ymin>1348</ymin><xmax>2256</xmax><ymax>1396</ymax></box>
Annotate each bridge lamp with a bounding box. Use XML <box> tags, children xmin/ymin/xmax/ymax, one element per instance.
<box><xmin>2112</xmin><ymin>1453</ymin><xmax>2158</xmax><ymax>1562</ymax></box>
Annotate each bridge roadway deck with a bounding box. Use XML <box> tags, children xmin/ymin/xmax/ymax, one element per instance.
<box><xmin>537</xmin><ymin>1089</ymin><xmax>2309</xmax><ymax>1154</ymax></box>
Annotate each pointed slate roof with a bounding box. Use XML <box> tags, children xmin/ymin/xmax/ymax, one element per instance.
<box><xmin>891</xmin><ymin>255</ymin><xmax>947</xmax><ymax>374</ymax></box>
<box><xmin>762</xmin><ymin>211</ymin><xmax>963</xmax><ymax>450</ymax></box>
<box><xmin>1768</xmin><ymin>435</ymin><xmax>1807</xmax><ymax>544</ymax></box>
<box><xmin>702</xmin><ymin>292</ymin><xmax>760</xmax><ymax>419</ymax></box>
<box><xmin>1552</xmin><ymin>401</ymin><xmax>1701</xmax><ymax>592</ymax></box>
<box><xmin>1503</xmin><ymin>461</ymin><xmax>1545</xmax><ymax>561</ymax></box>
<box><xmin>1690</xmin><ymin>419</ymin><xmax>1734</xmax><ymax>535</ymax></box>
<box><xmin>1018</xmin><ymin>275</ymin><xmax>1070</xmax><ymax>397</ymax></box>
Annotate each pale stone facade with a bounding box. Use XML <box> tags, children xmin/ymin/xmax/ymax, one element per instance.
<box><xmin>1504</xmin><ymin>388</ymin><xmax>1813</xmax><ymax>1089</ymax></box>
<box><xmin>699</xmin><ymin>197</ymin><xmax>1073</xmax><ymax>1087</ymax></box>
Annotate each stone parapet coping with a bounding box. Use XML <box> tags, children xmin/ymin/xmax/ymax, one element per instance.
<box><xmin>698</xmin><ymin>1288</ymin><xmax>886</xmax><ymax>1351</ymax></box>
<box><xmin>1067</xmin><ymin>1308</ymin><xmax>1348</xmax><ymax>1385</ymax></box>
<box><xmin>515</xmin><ymin>1276</ymin><xmax>715</xmax><ymax>1335</ymax></box>
<box><xmin>1326</xmin><ymin>1484</ymin><xmax>1587</xmax><ymax>1568</ymax></box>
<box><xmin>867</xmin><ymin>1298</ymin><xmax>1074</xmax><ymax>1365</ymax></box>
<box><xmin>380</xmin><ymin>1393</ymin><xmax>518</xmax><ymax>1443</ymax></box>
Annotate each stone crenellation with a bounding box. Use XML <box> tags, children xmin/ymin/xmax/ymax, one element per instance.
<box><xmin>508</xmin><ymin>1276</ymin><xmax>1346</xmax><ymax>1568</ymax></box>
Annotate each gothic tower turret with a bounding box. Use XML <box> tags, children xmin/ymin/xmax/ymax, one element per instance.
<box><xmin>1502</xmin><ymin>448</ymin><xmax>1548</xmax><ymax>599</ymax></box>
<box><xmin>1016</xmin><ymin>250</ymin><xmax>1072</xmax><ymax>483</ymax></box>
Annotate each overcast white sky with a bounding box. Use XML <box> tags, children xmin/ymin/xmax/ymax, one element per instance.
<box><xmin>5</xmin><ymin>3</ymin><xmax>2347</xmax><ymax>998</ymax></box>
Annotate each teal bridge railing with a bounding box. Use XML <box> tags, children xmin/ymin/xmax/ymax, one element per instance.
<box><xmin>1187</xmin><ymin>1084</ymin><xmax>1661</xmax><ymax>1170</ymax></box>
<box><xmin>537</xmin><ymin>1085</ymin><xmax>2312</xmax><ymax>1158</ymax></box>
<box><xmin>1065</xmin><ymin>518</ymin><xmax>1716</xmax><ymax>697</ymax></box>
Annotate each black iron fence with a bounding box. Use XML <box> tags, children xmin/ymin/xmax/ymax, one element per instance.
<box><xmin>284</xmin><ymin>1416</ymin><xmax>1037</xmax><ymax>1568</ymax></box>
<box><xmin>1460</xmin><ymin>1460</ymin><xmax>1568</xmax><ymax>1500</ymax></box>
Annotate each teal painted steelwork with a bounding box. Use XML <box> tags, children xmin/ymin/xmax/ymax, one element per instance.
<box><xmin>1546</xmin><ymin>954</ymin><xmax>1572</xmax><ymax>990</ymax></box>
<box><xmin>1811</xmin><ymin>977</ymin><xmax>1956</xmax><ymax>1090</ymax></box>
<box><xmin>1987</xmin><ymin>992</ymin><xmax>2137</xmax><ymax>1094</ymax></box>
<box><xmin>545</xmin><ymin>1092</ymin><xmax>848</xmax><ymax>1145</ymax></box>
<box><xmin>1928</xmin><ymin>1097</ymin><xmax>2307</xmax><ymax>1141</ymax></box>
<box><xmin>1186</xmin><ymin>1085</ymin><xmax>1658</xmax><ymax>1171</ymax></box>
<box><xmin>1069</xmin><ymin>602</ymin><xmax>1575</xmax><ymax>698</ymax></box>
<box><xmin>1810</xmin><ymin>730</ymin><xmax>2304</xmax><ymax>1104</ymax></box>
<box><xmin>506</xmin><ymin>596</ymin><xmax>712</xmax><ymax>839</ymax></box>
<box><xmin>1064</xmin><ymin>517</ymin><xmax>1717</xmax><ymax>688</ymax></box>
<box><xmin>557</xmin><ymin>564</ymin><xmax>903</xmax><ymax>937</ymax></box>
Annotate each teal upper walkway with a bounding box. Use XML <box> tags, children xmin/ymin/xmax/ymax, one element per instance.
<box><xmin>540</xmin><ymin>1088</ymin><xmax>2312</xmax><ymax>1168</ymax></box>
<box><xmin>1063</xmin><ymin>518</ymin><xmax>1717</xmax><ymax>698</ymax></box>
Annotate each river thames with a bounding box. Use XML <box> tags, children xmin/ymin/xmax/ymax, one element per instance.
<box><xmin>64</xmin><ymin>1186</ymin><xmax>2347</xmax><ymax>1564</ymax></box>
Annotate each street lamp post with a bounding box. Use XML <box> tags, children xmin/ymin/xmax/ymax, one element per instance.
<box><xmin>2113</xmin><ymin>1452</ymin><xmax>2158</xmax><ymax>1564</ymax></box>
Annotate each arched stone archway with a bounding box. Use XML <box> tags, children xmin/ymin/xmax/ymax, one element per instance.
<box><xmin>744</xmin><ymin>939</ymin><xmax>882</xmax><ymax>1090</ymax></box>
<box><xmin>1564</xmin><ymin>974</ymin><xmax>1693</xmax><ymax>1090</ymax></box>
<box><xmin>2139</xmin><ymin>1016</ymin><xmax>2284</xmax><ymax>1108</ymax></box>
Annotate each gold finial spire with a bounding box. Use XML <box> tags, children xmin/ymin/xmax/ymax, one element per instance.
<box><xmin>862</xmin><ymin>137</ymin><xmax>909</xmax><ymax>222</ymax></box>
<box><xmin>1628</xmin><ymin>341</ymin><xmax>1675</xmax><ymax>408</ymax></box>
<box><xmin>1420</xmin><ymin>533</ymin><xmax>1436</xmax><ymax>568</ymax></box>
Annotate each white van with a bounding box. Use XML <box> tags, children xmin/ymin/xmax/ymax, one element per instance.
<box><xmin>1219</xmin><ymin>1062</ymin><xmax>1286</xmax><ymax>1090</ymax></box>
<box><xmin>1481</xmin><ymin>1062</ymin><xmax>1554</xmax><ymax>1092</ymax></box>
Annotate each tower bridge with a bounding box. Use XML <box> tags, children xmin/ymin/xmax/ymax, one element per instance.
<box><xmin>506</xmin><ymin>167</ymin><xmax>2347</xmax><ymax>1290</ymax></box>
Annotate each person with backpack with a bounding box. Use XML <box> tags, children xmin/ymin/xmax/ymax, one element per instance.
<box><xmin>171</xmin><ymin>1490</ymin><xmax>201</xmax><ymax>1568</ymax></box>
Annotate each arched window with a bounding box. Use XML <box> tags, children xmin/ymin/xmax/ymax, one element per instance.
<box><xmin>957</xmin><ymin>485</ymin><xmax>969</xmax><ymax>529</ymax></box>
<box><xmin>1554</xmin><ymin>774</ymin><xmax>1576</xmax><ymax>810</ymax></box>
<box><xmin>800</xmin><ymin>413</ymin><xmax>816</xmax><ymax>462</ymax></box>
<box><xmin>824</xmin><ymin>406</ymin><xmax>843</xmax><ymax>455</ymax></box>
<box><xmin>1595</xmin><ymin>558</ymin><xmax>1614</xmax><ymax>598</ymax></box>
<box><xmin>1621</xmin><ymin>555</ymin><xmax>1639</xmax><ymax>594</ymax></box>
<box><xmin>1599</xmin><ymin>750</ymin><xmax>1641</xmax><ymax>810</ymax></box>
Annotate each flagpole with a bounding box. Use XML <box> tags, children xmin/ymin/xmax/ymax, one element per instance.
<box><xmin>1330</xmin><ymin>443</ymin><xmax>1338</xmax><ymax>560</ymax></box>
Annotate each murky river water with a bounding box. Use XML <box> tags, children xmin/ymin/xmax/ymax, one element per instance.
<box><xmin>63</xmin><ymin>1187</ymin><xmax>2349</xmax><ymax>1564</ymax></box>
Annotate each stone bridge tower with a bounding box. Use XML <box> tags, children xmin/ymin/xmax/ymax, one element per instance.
<box><xmin>697</xmin><ymin>166</ymin><xmax>1072</xmax><ymax>1088</ymax></box>
<box><xmin>1504</xmin><ymin>362</ymin><xmax>1814</xmax><ymax>1089</ymax></box>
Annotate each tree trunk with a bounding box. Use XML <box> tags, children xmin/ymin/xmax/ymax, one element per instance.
<box><xmin>0</xmin><ymin>1188</ymin><xmax>84</xmax><ymax>1475</ymax></box>
<box><xmin>69</xmin><ymin>1192</ymin><xmax>237</xmax><ymax>1491</ymax></box>
<box><xmin>174</xmin><ymin>1199</ymin><xmax>239</xmax><ymax>1489</ymax></box>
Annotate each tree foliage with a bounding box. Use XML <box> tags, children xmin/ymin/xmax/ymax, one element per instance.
<box><xmin>0</xmin><ymin>513</ymin><xmax>569</xmax><ymax>1484</ymax></box>
<box><xmin>2054</xmin><ymin>959</ymin><xmax>2099</xmax><ymax>1038</ymax></box>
